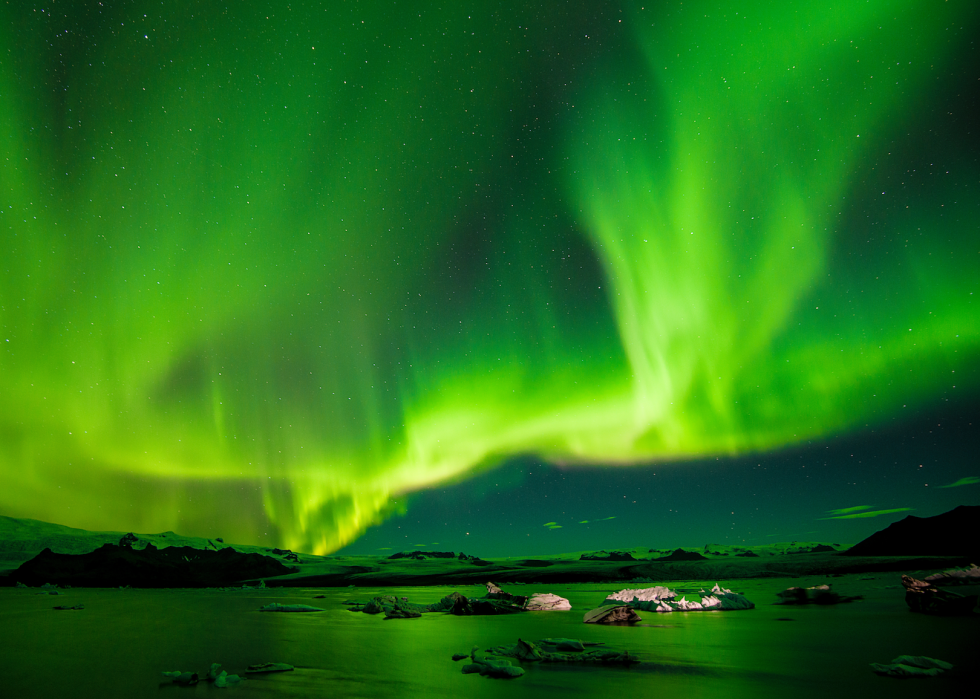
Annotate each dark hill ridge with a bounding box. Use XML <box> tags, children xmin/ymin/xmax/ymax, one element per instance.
<box><xmin>12</xmin><ymin>543</ymin><xmax>294</xmax><ymax>588</ymax></box>
<box><xmin>843</xmin><ymin>505</ymin><xmax>980</xmax><ymax>558</ymax></box>
<box><xmin>657</xmin><ymin>548</ymin><xmax>708</xmax><ymax>561</ymax></box>
<box><xmin>387</xmin><ymin>550</ymin><xmax>493</xmax><ymax>565</ymax></box>
<box><xmin>580</xmin><ymin>550</ymin><xmax>636</xmax><ymax>561</ymax></box>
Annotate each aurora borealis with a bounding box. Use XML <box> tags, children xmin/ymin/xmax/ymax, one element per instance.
<box><xmin>2</xmin><ymin>1</ymin><xmax>977</xmax><ymax>554</ymax></box>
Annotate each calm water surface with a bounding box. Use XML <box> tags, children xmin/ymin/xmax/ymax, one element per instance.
<box><xmin>1</xmin><ymin>574</ymin><xmax>976</xmax><ymax>698</ymax></box>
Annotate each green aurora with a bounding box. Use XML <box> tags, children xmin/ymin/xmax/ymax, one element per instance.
<box><xmin>2</xmin><ymin>0</ymin><xmax>977</xmax><ymax>553</ymax></box>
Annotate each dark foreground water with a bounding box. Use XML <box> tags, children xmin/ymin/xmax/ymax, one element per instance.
<box><xmin>1</xmin><ymin>573</ymin><xmax>976</xmax><ymax>698</ymax></box>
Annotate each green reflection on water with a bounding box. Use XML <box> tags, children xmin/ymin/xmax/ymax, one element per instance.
<box><xmin>0</xmin><ymin>577</ymin><xmax>975</xmax><ymax>698</ymax></box>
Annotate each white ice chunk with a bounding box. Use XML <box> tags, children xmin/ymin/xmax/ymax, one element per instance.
<box><xmin>605</xmin><ymin>586</ymin><xmax>676</xmax><ymax>603</ymax></box>
<box><xmin>525</xmin><ymin>593</ymin><xmax>571</xmax><ymax>611</ymax></box>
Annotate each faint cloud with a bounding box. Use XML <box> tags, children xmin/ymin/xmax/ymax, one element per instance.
<box><xmin>937</xmin><ymin>476</ymin><xmax>979</xmax><ymax>489</ymax></box>
<box><xmin>820</xmin><ymin>507</ymin><xmax>913</xmax><ymax>520</ymax></box>
<box><xmin>579</xmin><ymin>520</ymin><xmax>589</xmax><ymax>524</ymax></box>
<box><xmin>825</xmin><ymin>505</ymin><xmax>873</xmax><ymax>516</ymax></box>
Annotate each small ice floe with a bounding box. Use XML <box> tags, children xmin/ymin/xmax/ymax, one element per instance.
<box><xmin>484</xmin><ymin>582</ymin><xmax>570</xmax><ymax>611</ymax></box>
<box><xmin>162</xmin><ymin>671</ymin><xmax>199</xmax><ymax>686</ymax></box>
<box><xmin>486</xmin><ymin>638</ymin><xmax>638</xmax><ymax>666</ymax></box>
<box><xmin>583</xmin><ymin>605</ymin><xmax>642</xmax><ymax>624</ymax></box>
<box><xmin>460</xmin><ymin>647</ymin><xmax>524</xmax><ymax>679</ymax></box>
<box><xmin>259</xmin><ymin>603</ymin><xmax>324</xmax><ymax>612</ymax></box>
<box><xmin>245</xmin><ymin>662</ymin><xmax>294</xmax><ymax>674</ymax></box>
<box><xmin>870</xmin><ymin>656</ymin><xmax>952</xmax><ymax>678</ymax></box>
<box><xmin>525</xmin><ymin>593</ymin><xmax>571</xmax><ymax>611</ymax></box>
<box><xmin>538</xmin><ymin>638</ymin><xmax>602</xmax><ymax>651</ymax></box>
<box><xmin>347</xmin><ymin>594</ymin><xmax>428</xmax><ymax>617</ymax></box>
<box><xmin>902</xmin><ymin>575</ymin><xmax>979</xmax><ymax>615</ymax></box>
<box><xmin>775</xmin><ymin>584</ymin><xmax>862</xmax><ymax>605</ymax></box>
<box><xmin>164</xmin><ymin>663</ymin><xmax>259</xmax><ymax>687</ymax></box>
<box><xmin>207</xmin><ymin>663</ymin><xmax>244</xmax><ymax>687</ymax></box>
<box><xmin>924</xmin><ymin>563</ymin><xmax>980</xmax><ymax>586</ymax></box>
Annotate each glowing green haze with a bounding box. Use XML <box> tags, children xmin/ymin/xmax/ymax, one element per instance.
<box><xmin>2</xmin><ymin>1</ymin><xmax>977</xmax><ymax>552</ymax></box>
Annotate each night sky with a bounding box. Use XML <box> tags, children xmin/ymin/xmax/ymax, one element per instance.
<box><xmin>2</xmin><ymin>1</ymin><xmax>978</xmax><ymax>555</ymax></box>
<box><xmin>337</xmin><ymin>402</ymin><xmax>978</xmax><ymax>557</ymax></box>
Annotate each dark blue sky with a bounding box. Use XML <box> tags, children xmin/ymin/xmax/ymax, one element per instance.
<box><xmin>336</xmin><ymin>399</ymin><xmax>978</xmax><ymax>557</ymax></box>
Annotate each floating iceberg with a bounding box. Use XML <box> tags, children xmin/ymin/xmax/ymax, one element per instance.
<box><xmin>259</xmin><ymin>603</ymin><xmax>324</xmax><ymax>612</ymax></box>
<box><xmin>602</xmin><ymin>584</ymin><xmax>753</xmax><ymax>613</ymax></box>
<box><xmin>604</xmin><ymin>586</ymin><xmax>675</xmax><ymax>604</ymax></box>
<box><xmin>525</xmin><ymin>593</ymin><xmax>572</xmax><ymax>611</ymax></box>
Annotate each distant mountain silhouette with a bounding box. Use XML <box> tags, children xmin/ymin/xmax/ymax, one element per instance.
<box><xmin>12</xmin><ymin>543</ymin><xmax>294</xmax><ymax>587</ymax></box>
<box><xmin>387</xmin><ymin>550</ymin><xmax>492</xmax><ymax>565</ymax></box>
<box><xmin>580</xmin><ymin>550</ymin><xmax>637</xmax><ymax>561</ymax></box>
<box><xmin>843</xmin><ymin>505</ymin><xmax>980</xmax><ymax>558</ymax></box>
<box><xmin>656</xmin><ymin>548</ymin><xmax>709</xmax><ymax>561</ymax></box>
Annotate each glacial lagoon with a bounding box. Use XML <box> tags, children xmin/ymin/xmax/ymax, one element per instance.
<box><xmin>2</xmin><ymin>574</ymin><xmax>975</xmax><ymax>698</ymax></box>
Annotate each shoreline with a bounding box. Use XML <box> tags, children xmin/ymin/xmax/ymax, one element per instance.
<box><xmin>239</xmin><ymin>552</ymin><xmax>971</xmax><ymax>587</ymax></box>
<box><xmin>2</xmin><ymin>514</ymin><xmax>973</xmax><ymax>588</ymax></box>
